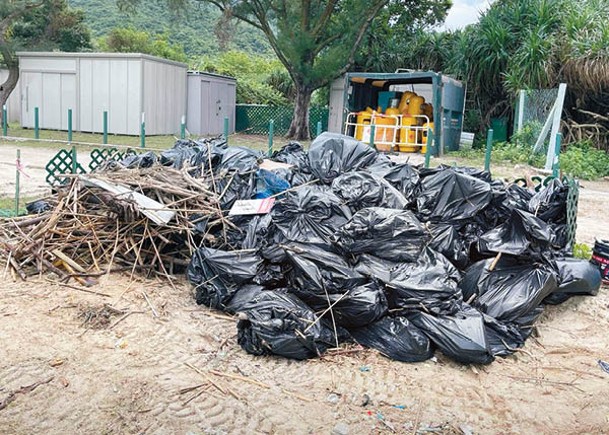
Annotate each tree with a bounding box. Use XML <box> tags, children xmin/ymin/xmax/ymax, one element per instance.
<box><xmin>0</xmin><ymin>0</ymin><xmax>91</xmax><ymax>126</ymax></box>
<box><xmin>122</xmin><ymin>0</ymin><xmax>451</xmax><ymax>139</ymax></box>
<box><xmin>97</xmin><ymin>27</ymin><xmax>188</xmax><ymax>63</ymax></box>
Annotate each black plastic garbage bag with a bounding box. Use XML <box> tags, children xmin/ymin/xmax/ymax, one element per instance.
<box><xmin>272</xmin><ymin>185</ymin><xmax>352</xmax><ymax>247</ymax></box>
<box><xmin>482</xmin><ymin>313</ymin><xmax>526</xmax><ymax>357</ymax></box>
<box><xmin>416</xmin><ymin>169</ymin><xmax>492</xmax><ymax>222</ymax></box>
<box><xmin>352</xmin><ymin>254</ymin><xmax>399</xmax><ymax>283</ymax></box>
<box><xmin>188</xmin><ymin>247</ymin><xmax>262</xmax><ymax>310</ymax></box>
<box><xmin>544</xmin><ymin>257</ymin><xmax>602</xmax><ymax>304</ymax></box>
<box><xmin>459</xmin><ymin>258</ymin><xmax>557</xmax><ymax>322</ymax></box>
<box><xmin>216</xmin><ymin>146</ymin><xmax>262</xmax><ymax>173</ymax></box>
<box><xmin>160</xmin><ymin>138</ymin><xmax>226</xmax><ymax>171</ymax></box>
<box><xmin>224</xmin><ymin>284</ymin><xmax>266</xmax><ymax>314</ymax></box>
<box><xmin>386</xmin><ymin>248</ymin><xmax>462</xmax><ymax>315</ymax></box>
<box><xmin>351</xmin><ymin>316</ymin><xmax>434</xmax><ymax>362</ymax></box>
<box><xmin>307</xmin><ymin>132</ymin><xmax>380</xmax><ymax>184</ymax></box>
<box><xmin>120</xmin><ymin>151</ymin><xmax>157</xmax><ymax>169</ymax></box>
<box><xmin>371</xmin><ymin>163</ymin><xmax>420</xmax><ymax>204</ymax></box>
<box><xmin>271</xmin><ymin>141</ymin><xmax>311</xmax><ymax>172</ymax></box>
<box><xmin>26</xmin><ymin>199</ymin><xmax>51</xmax><ymax>214</ymax></box>
<box><xmin>334</xmin><ymin>208</ymin><xmax>427</xmax><ymax>262</ymax></box>
<box><xmin>283</xmin><ymin>243</ymin><xmax>367</xmax><ymax>307</ymax></box>
<box><xmin>528</xmin><ymin>178</ymin><xmax>568</xmax><ymax>223</ymax></box>
<box><xmin>322</xmin><ymin>282</ymin><xmax>388</xmax><ymax>328</ymax></box>
<box><xmin>331</xmin><ymin>171</ymin><xmax>407</xmax><ymax>211</ymax></box>
<box><xmin>216</xmin><ymin>171</ymin><xmax>258</xmax><ymax>209</ymax></box>
<box><xmin>428</xmin><ymin>223</ymin><xmax>470</xmax><ymax>269</ymax></box>
<box><xmin>409</xmin><ymin>304</ymin><xmax>494</xmax><ymax>364</ymax></box>
<box><xmin>478</xmin><ymin>209</ymin><xmax>555</xmax><ymax>258</ymax></box>
<box><xmin>236</xmin><ymin>290</ymin><xmax>338</xmax><ymax>360</ymax></box>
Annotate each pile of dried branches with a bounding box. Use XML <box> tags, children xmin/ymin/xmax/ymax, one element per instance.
<box><xmin>0</xmin><ymin>165</ymin><xmax>235</xmax><ymax>285</ymax></box>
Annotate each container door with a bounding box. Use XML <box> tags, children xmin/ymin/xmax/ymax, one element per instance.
<box><xmin>21</xmin><ymin>72</ymin><xmax>42</xmax><ymax>128</ymax></box>
<box><xmin>328</xmin><ymin>77</ymin><xmax>346</xmax><ymax>133</ymax></box>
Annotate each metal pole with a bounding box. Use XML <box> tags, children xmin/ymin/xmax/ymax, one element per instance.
<box><xmin>103</xmin><ymin>111</ymin><xmax>108</xmax><ymax>144</ymax></box>
<box><xmin>316</xmin><ymin>120</ymin><xmax>322</xmax><ymax>137</ymax></box>
<box><xmin>180</xmin><ymin>115</ymin><xmax>186</xmax><ymax>140</ymax></box>
<box><xmin>15</xmin><ymin>149</ymin><xmax>20</xmax><ymax>216</ymax></box>
<box><xmin>34</xmin><ymin>107</ymin><xmax>39</xmax><ymax>139</ymax></box>
<box><xmin>484</xmin><ymin>128</ymin><xmax>494</xmax><ymax>172</ymax></box>
<box><xmin>552</xmin><ymin>132</ymin><xmax>562</xmax><ymax>178</ymax></box>
<box><xmin>2</xmin><ymin>105</ymin><xmax>7</xmax><ymax>136</ymax></box>
<box><xmin>71</xmin><ymin>145</ymin><xmax>77</xmax><ymax>174</ymax></box>
<box><xmin>369</xmin><ymin>125</ymin><xmax>377</xmax><ymax>151</ymax></box>
<box><xmin>424</xmin><ymin>126</ymin><xmax>432</xmax><ymax>169</ymax></box>
<box><xmin>224</xmin><ymin>117</ymin><xmax>229</xmax><ymax>145</ymax></box>
<box><xmin>140</xmin><ymin>112</ymin><xmax>146</xmax><ymax>148</ymax></box>
<box><xmin>268</xmin><ymin>119</ymin><xmax>274</xmax><ymax>157</ymax></box>
<box><xmin>67</xmin><ymin>109</ymin><xmax>73</xmax><ymax>143</ymax></box>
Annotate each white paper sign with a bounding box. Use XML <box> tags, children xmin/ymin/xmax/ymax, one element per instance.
<box><xmin>228</xmin><ymin>198</ymin><xmax>276</xmax><ymax>216</ymax></box>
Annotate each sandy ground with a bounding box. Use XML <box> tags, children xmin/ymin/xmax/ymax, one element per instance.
<box><xmin>1</xmin><ymin>142</ymin><xmax>609</xmax><ymax>434</ymax></box>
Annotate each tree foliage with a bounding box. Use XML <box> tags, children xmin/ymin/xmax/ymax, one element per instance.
<box><xmin>1</xmin><ymin>0</ymin><xmax>91</xmax><ymax>125</ymax></box>
<box><xmin>97</xmin><ymin>27</ymin><xmax>188</xmax><ymax>62</ymax></box>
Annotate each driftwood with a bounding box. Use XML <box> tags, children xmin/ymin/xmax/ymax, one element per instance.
<box><xmin>0</xmin><ymin>165</ymin><xmax>233</xmax><ymax>284</ymax></box>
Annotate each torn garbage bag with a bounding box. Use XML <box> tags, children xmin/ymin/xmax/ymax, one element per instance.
<box><xmin>236</xmin><ymin>290</ymin><xmax>338</xmax><ymax>360</ymax></box>
<box><xmin>416</xmin><ymin>169</ymin><xmax>492</xmax><ymax>222</ymax></box>
<box><xmin>386</xmin><ymin>248</ymin><xmax>462</xmax><ymax>315</ymax></box>
<box><xmin>307</xmin><ymin>132</ymin><xmax>380</xmax><ymax>184</ymax></box>
<box><xmin>351</xmin><ymin>317</ymin><xmax>433</xmax><ymax>363</ymax></box>
<box><xmin>272</xmin><ymin>185</ymin><xmax>351</xmax><ymax>247</ymax></box>
<box><xmin>188</xmin><ymin>247</ymin><xmax>262</xmax><ymax>310</ymax></box>
<box><xmin>478</xmin><ymin>209</ymin><xmax>555</xmax><ymax>258</ymax></box>
<box><xmin>333</xmin><ymin>208</ymin><xmax>428</xmax><ymax>262</ymax></box>
<box><xmin>544</xmin><ymin>257</ymin><xmax>601</xmax><ymax>304</ymax></box>
<box><xmin>459</xmin><ymin>258</ymin><xmax>557</xmax><ymax>322</ymax></box>
<box><xmin>331</xmin><ymin>171</ymin><xmax>407</xmax><ymax>211</ymax></box>
<box><xmin>409</xmin><ymin>304</ymin><xmax>494</xmax><ymax>364</ymax></box>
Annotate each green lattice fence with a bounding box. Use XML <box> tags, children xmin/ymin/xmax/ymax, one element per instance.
<box><xmin>235</xmin><ymin>105</ymin><xmax>328</xmax><ymax>136</ymax></box>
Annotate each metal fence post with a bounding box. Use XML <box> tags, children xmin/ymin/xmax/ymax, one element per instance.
<box><xmin>71</xmin><ymin>145</ymin><xmax>77</xmax><ymax>174</ymax></box>
<box><xmin>268</xmin><ymin>119</ymin><xmax>274</xmax><ymax>157</ymax></box>
<box><xmin>67</xmin><ymin>109</ymin><xmax>73</xmax><ymax>143</ymax></box>
<box><xmin>2</xmin><ymin>105</ymin><xmax>7</xmax><ymax>136</ymax></box>
<box><xmin>224</xmin><ymin>117</ymin><xmax>229</xmax><ymax>145</ymax></box>
<box><xmin>103</xmin><ymin>111</ymin><xmax>108</xmax><ymax>144</ymax></box>
<box><xmin>552</xmin><ymin>132</ymin><xmax>562</xmax><ymax>178</ymax></box>
<box><xmin>140</xmin><ymin>112</ymin><xmax>146</xmax><ymax>148</ymax></box>
<box><xmin>15</xmin><ymin>149</ymin><xmax>20</xmax><ymax>216</ymax></box>
<box><xmin>369</xmin><ymin>125</ymin><xmax>376</xmax><ymax>151</ymax></box>
<box><xmin>34</xmin><ymin>107</ymin><xmax>39</xmax><ymax>139</ymax></box>
<box><xmin>484</xmin><ymin>128</ymin><xmax>494</xmax><ymax>172</ymax></box>
<box><xmin>316</xmin><ymin>120</ymin><xmax>322</xmax><ymax>137</ymax></box>
<box><xmin>180</xmin><ymin>115</ymin><xmax>186</xmax><ymax>140</ymax></box>
<box><xmin>424</xmin><ymin>126</ymin><xmax>433</xmax><ymax>169</ymax></box>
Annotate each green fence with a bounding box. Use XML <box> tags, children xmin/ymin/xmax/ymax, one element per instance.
<box><xmin>236</xmin><ymin>104</ymin><xmax>329</xmax><ymax>136</ymax></box>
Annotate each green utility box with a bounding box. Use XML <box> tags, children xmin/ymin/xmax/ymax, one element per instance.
<box><xmin>328</xmin><ymin>71</ymin><xmax>466</xmax><ymax>156</ymax></box>
<box><xmin>490</xmin><ymin>117</ymin><xmax>508</xmax><ymax>143</ymax></box>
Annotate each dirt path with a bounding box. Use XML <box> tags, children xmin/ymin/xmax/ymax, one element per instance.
<box><xmin>1</xmin><ymin>275</ymin><xmax>608</xmax><ymax>434</ymax></box>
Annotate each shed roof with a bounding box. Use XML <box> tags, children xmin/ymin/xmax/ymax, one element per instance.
<box><xmin>16</xmin><ymin>51</ymin><xmax>188</xmax><ymax>69</ymax></box>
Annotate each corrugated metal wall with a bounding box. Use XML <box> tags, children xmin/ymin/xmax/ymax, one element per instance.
<box><xmin>16</xmin><ymin>52</ymin><xmax>188</xmax><ymax>135</ymax></box>
<box><xmin>186</xmin><ymin>73</ymin><xmax>236</xmax><ymax>135</ymax></box>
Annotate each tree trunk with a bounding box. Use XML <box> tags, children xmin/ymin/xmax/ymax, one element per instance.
<box><xmin>0</xmin><ymin>36</ymin><xmax>19</xmax><ymax>129</ymax></box>
<box><xmin>287</xmin><ymin>85</ymin><xmax>312</xmax><ymax>140</ymax></box>
<box><xmin>0</xmin><ymin>63</ymin><xmax>19</xmax><ymax>127</ymax></box>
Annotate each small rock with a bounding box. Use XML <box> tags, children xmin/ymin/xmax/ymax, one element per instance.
<box><xmin>332</xmin><ymin>422</ymin><xmax>349</xmax><ymax>435</ymax></box>
<box><xmin>327</xmin><ymin>393</ymin><xmax>340</xmax><ymax>404</ymax></box>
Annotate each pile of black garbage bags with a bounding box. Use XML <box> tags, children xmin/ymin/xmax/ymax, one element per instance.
<box><xmin>181</xmin><ymin>132</ymin><xmax>602</xmax><ymax>364</ymax></box>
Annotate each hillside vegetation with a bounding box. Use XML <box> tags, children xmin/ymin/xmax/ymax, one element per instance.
<box><xmin>69</xmin><ymin>0</ymin><xmax>272</xmax><ymax>57</ymax></box>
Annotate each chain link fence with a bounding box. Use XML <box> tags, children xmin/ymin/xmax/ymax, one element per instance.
<box><xmin>236</xmin><ymin>104</ymin><xmax>329</xmax><ymax>136</ymax></box>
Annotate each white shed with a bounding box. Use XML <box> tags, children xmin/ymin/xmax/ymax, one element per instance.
<box><xmin>17</xmin><ymin>52</ymin><xmax>188</xmax><ymax>135</ymax></box>
<box><xmin>186</xmin><ymin>71</ymin><xmax>236</xmax><ymax>136</ymax></box>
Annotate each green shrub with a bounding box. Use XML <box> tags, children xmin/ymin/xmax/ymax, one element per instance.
<box><xmin>560</xmin><ymin>141</ymin><xmax>609</xmax><ymax>180</ymax></box>
<box><xmin>572</xmin><ymin>243</ymin><xmax>592</xmax><ymax>260</ymax></box>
